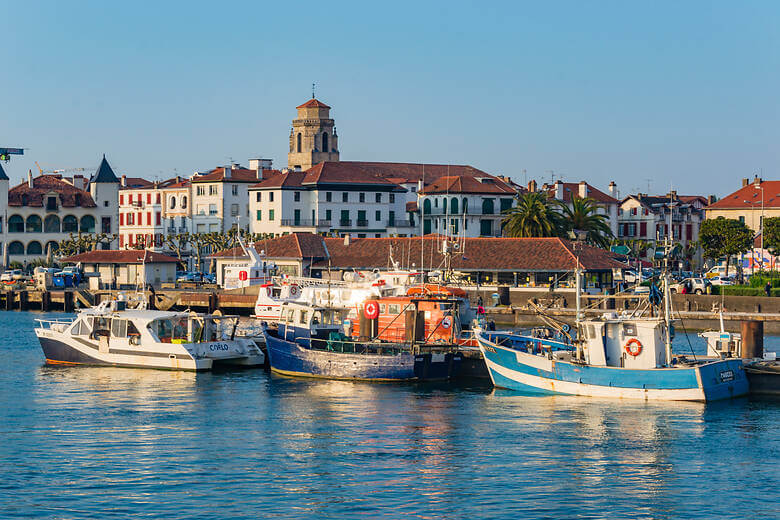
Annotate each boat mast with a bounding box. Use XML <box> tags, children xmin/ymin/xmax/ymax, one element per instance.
<box><xmin>663</xmin><ymin>193</ymin><xmax>674</xmax><ymax>365</ymax></box>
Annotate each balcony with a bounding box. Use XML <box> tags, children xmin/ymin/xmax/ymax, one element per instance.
<box><xmin>387</xmin><ymin>219</ymin><xmax>413</xmax><ymax>227</ymax></box>
<box><xmin>339</xmin><ymin>219</ymin><xmax>352</xmax><ymax>227</ymax></box>
<box><xmin>356</xmin><ymin>220</ymin><xmax>369</xmax><ymax>227</ymax></box>
<box><xmin>281</xmin><ymin>219</ymin><xmax>330</xmax><ymax>227</ymax></box>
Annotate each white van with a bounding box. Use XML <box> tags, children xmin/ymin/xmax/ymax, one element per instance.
<box><xmin>705</xmin><ymin>266</ymin><xmax>729</xmax><ymax>279</ymax></box>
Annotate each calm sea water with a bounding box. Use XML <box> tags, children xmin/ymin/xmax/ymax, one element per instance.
<box><xmin>1</xmin><ymin>311</ymin><xmax>778</xmax><ymax>520</ymax></box>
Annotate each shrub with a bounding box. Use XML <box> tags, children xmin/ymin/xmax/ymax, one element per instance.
<box><xmin>714</xmin><ymin>285</ymin><xmax>768</xmax><ymax>296</ymax></box>
<box><xmin>748</xmin><ymin>272</ymin><xmax>780</xmax><ymax>288</ymax></box>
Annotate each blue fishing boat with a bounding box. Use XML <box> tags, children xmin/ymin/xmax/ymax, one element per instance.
<box><xmin>262</xmin><ymin>302</ymin><xmax>461</xmax><ymax>382</ymax></box>
<box><xmin>476</xmin><ymin>261</ymin><xmax>749</xmax><ymax>401</ymax></box>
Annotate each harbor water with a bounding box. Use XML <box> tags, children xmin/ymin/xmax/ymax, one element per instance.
<box><xmin>1</xmin><ymin>311</ymin><xmax>778</xmax><ymax>519</ymax></box>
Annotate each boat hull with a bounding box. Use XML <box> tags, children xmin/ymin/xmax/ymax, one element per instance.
<box><xmin>478</xmin><ymin>334</ymin><xmax>749</xmax><ymax>401</ymax></box>
<box><xmin>744</xmin><ymin>362</ymin><xmax>780</xmax><ymax>396</ymax></box>
<box><xmin>264</xmin><ymin>331</ymin><xmax>460</xmax><ymax>382</ymax></box>
<box><xmin>37</xmin><ymin>335</ymin><xmax>210</xmax><ymax>370</ymax></box>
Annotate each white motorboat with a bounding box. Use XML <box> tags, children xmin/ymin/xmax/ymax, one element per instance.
<box><xmin>34</xmin><ymin>299</ymin><xmax>264</xmax><ymax>371</ymax></box>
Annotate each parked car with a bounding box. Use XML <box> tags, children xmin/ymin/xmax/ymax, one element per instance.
<box><xmin>670</xmin><ymin>277</ymin><xmax>711</xmax><ymax>294</ymax></box>
<box><xmin>202</xmin><ymin>273</ymin><xmax>216</xmax><ymax>284</ymax></box>
<box><xmin>177</xmin><ymin>272</ymin><xmax>203</xmax><ymax>283</ymax></box>
<box><xmin>0</xmin><ymin>270</ymin><xmax>21</xmax><ymax>282</ymax></box>
<box><xmin>709</xmin><ymin>275</ymin><xmax>736</xmax><ymax>286</ymax></box>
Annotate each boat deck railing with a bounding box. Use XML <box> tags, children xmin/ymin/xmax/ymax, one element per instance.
<box><xmin>34</xmin><ymin>317</ymin><xmax>76</xmax><ymax>332</ymax></box>
<box><xmin>309</xmin><ymin>337</ymin><xmax>413</xmax><ymax>356</ymax></box>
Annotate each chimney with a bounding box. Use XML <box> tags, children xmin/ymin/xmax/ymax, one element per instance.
<box><xmin>527</xmin><ymin>179</ymin><xmax>537</xmax><ymax>192</ymax></box>
<box><xmin>707</xmin><ymin>195</ymin><xmax>716</xmax><ymax>205</ymax></box>
<box><xmin>608</xmin><ymin>181</ymin><xmax>618</xmax><ymax>199</ymax></box>
<box><xmin>121</xmin><ymin>174</ymin><xmax>127</xmax><ymax>187</ymax></box>
<box><xmin>554</xmin><ymin>180</ymin><xmax>564</xmax><ymax>200</ymax></box>
<box><xmin>343</xmin><ymin>234</ymin><xmax>351</xmax><ymax>246</ymax></box>
<box><xmin>224</xmin><ymin>166</ymin><xmax>231</xmax><ymax>179</ymax></box>
<box><xmin>27</xmin><ymin>170</ymin><xmax>33</xmax><ymax>188</ymax></box>
<box><xmin>669</xmin><ymin>190</ymin><xmax>677</xmax><ymax>200</ymax></box>
<box><xmin>249</xmin><ymin>158</ymin><xmax>273</xmax><ymax>179</ymax></box>
<box><xmin>742</xmin><ymin>178</ymin><xmax>749</xmax><ymax>187</ymax></box>
<box><xmin>754</xmin><ymin>175</ymin><xmax>762</xmax><ymax>187</ymax></box>
<box><xmin>578</xmin><ymin>181</ymin><xmax>588</xmax><ymax>198</ymax></box>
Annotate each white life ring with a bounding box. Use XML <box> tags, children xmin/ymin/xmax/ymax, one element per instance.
<box><xmin>289</xmin><ymin>284</ymin><xmax>300</xmax><ymax>297</ymax></box>
<box><xmin>441</xmin><ymin>316</ymin><xmax>452</xmax><ymax>329</ymax></box>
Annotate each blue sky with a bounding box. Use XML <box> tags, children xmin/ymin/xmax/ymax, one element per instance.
<box><xmin>2</xmin><ymin>0</ymin><xmax>778</xmax><ymax>197</ymax></box>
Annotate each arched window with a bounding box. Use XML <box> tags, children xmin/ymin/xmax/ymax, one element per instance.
<box><xmin>26</xmin><ymin>215</ymin><xmax>42</xmax><ymax>233</ymax></box>
<box><xmin>169</xmin><ymin>197</ymin><xmax>176</xmax><ymax>210</ymax></box>
<box><xmin>80</xmin><ymin>215</ymin><xmax>95</xmax><ymax>233</ymax></box>
<box><xmin>450</xmin><ymin>197</ymin><xmax>458</xmax><ymax>214</ymax></box>
<box><xmin>62</xmin><ymin>215</ymin><xmax>78</xmax><ymax>233</ymax></box>
<box><xmin>8</xmin><ymin>215</ymin><xmax>24</xmax><ymax>233</ymax></box>
<box><xmin>423</xmin><ymin>199</ymin><xmax>432</xmax><ymax>215</ymax></box>
<box><xmin>44</xmin><ymin>214</ymin><xmax>60</xmax><ymax>233</ymax></box>
<box><xmin>462</xmin><ymin>198</ymin><xmax>468</xmax><ymax>214</ymax></box>
<box><xmin>482</xmin><ymin>198</ymin><xmax>495</xmax><ymax>215</ymax></box>
<box><xmin>322</xmin><ymin>132</ymin><xmax>329</xmax><ymax>152</ymax></box>
<box><xmin>297</xmin><ymin>133</ymin><xmax>302</xmax><ymax>153</ymax></box>
<box><xmin>181</xmin><ymin>196</ymin><xmax>187</xmax><ymax>209</ymax></box>
<box><xmin>45</xmin><ymin>241</ymin><xmax>59</xmax><ymax>254</ymax></box>
<box><xmin>8</xmin><ymin>241</ymin><xmax>24</xmax><ymax>255</ymax></box>
<box><xmin>26</xmin><ymin>241</ymin><xmax>42</xmax><ymax>255</ymax></box>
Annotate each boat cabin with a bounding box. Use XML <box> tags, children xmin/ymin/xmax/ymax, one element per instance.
<box><xmin>579</xmin><ymin>314</ymin><xmax>671</xmax><ymax>369</ymax></box>
<box><xmin>275</xmin><ymin>302</ymin><xmax>349</xmax><ymax>344</ymax></box>
<box><xmin>351</xmin><ymin>295</ymin><xmax>464</xmax><ymax>344</ymax></box>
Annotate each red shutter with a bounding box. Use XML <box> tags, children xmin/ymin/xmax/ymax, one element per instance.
<box><xmin>147</xmin><ymin>193</ymin><xmax>152</xmax><ymax>204</ymax></box>
<box><xmin>156</xmin><ymin>193</ymin><xmax>161</xmax><ymax>204</ymax></box>
<box><xmin>147</xmin><ymin>212</ymin><xmax>152</xmax><ymax>225</ymax></box>
<box><xmin>119</xmin><ymin>213</ymin><xmax>124</xmax><ymax>226</ymax></box>
<box><xmin>119</xmin><ymin>235</ymin><xmax>124</xmax><ymax>247</ymax></box>
<box><xmin>156</xmin><ymin>212</ymin><xmax>161</xmax><ymax>225</ymax></box>
<box><xmin>119</xmin><ymin>194</ymin><xmax>124</xmax><ymax>205</ymax></box>
<box><xmin>686</xmin><ymin>224</ymin><xmax>692</xmax><ymax>240</ymax></box>
<box><xmin>640</xmin><ymin>222</ymin><xmax>647</xmax><ymax>237</ymax></box>
<box><xmin>129</xmin><ymin>194</ymin><xmax>133</xmax><ymax>203</ymax></box>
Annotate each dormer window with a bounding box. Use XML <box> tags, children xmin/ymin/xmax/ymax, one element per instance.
<box><xmin>46</xmin><ymin>196</ymin><xmax>58</xmax><ymax>211</ymax></box>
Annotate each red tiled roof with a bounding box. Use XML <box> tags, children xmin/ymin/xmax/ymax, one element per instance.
<box><xmin>706</xmin><ymin>181</ymin><xmax>780</xmax><ymax>209</ymax></box>
<box><xmin>9</xmin><ymin>174</ymin><xmax>97</xmax><ymax>208</ymax></box>
<box><xmin>339</xmin><ymin>161</ymin><xmax>495</xmax><ymax>184</ymax></box>
<box><xmin>420</xmin><ymin>175</ymin><xmax>515</xmax><ymax>195</ymax></box>
<box><xmin>317</xmin><ymin>235</ymin><xmax>623</xmax><ymax>271</ymax></box>
<box><xmin>545</xmin><ymin>182</ymin><xmax>618</xmax><ymax>204</ymax></box>
<box><xmin>120</xmin><ymin>177</ymin><xmax>154</xmax><ymax>190</ymax></box>
<box><xmin>302</xmin><ymin>162</ymin><xmax>402</xmax><ymax>187</ymax></box>
<box><xmin>210</xmin><ymin>233</ymin><xmax>329</xmax><ymax>260</ymax></box>
<box><xmin>192</xmin><ymin>167</ymin><xmax>261</xmax><ymax>183</ymax></box>
<box><xmin>297</xmin><ymin>98</ymin><xmax>330</xmax><ymax>109</ymax></box>
<box><xmin>62</xmin><ymin>250</ymin><xmax>179</xmax><ymax>264</ymax></box>
<box><xmin>250</xmin><ymin>171</ymin><xmax>306</xmax><ymax>189</ymax></box>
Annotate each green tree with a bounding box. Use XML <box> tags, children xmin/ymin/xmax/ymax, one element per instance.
<box><xmin>502</xmin><ymin>192</ymin><xmax>566</xmax><ymax>238</ymax></box>
<box><xmin>699</xmin><ymin>217</ymin><xmax>753</xmax><ymax>276</ymax></box>
<box><xmin>762</xmin><ymin>216</ymin><xmax>780</xmax><ymax>256</ymax></box>
<box><xmin>556</xmin><ymin>197</ymin><xmax>614</xmax><ymax>249</ymax></box>
<box><xmin>163</xmin><ymin>233</ymin><xmax>191</xmax><ymax>263</ymax></box>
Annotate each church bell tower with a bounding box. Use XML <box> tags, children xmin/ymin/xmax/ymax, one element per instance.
<box><xmin>287</xmin><ymin>97</ymin><xmax>339</xmax><ymax>171</ymax></box>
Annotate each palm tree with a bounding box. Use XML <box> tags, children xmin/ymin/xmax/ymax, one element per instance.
<box><xmin>556</xmin><ymin>197</ymin><xmax>614</xmax><ymax>249</ymax></box>
<box><xmin>502</xmin><ymin>192</ymin><xmax>566</xmax><ymax>238</ymax></box>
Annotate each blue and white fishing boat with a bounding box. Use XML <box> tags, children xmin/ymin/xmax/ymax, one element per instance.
<box><xmin>262</xmin><ymin>301</ymin><xmax>461</xmax><ymax>382</ymax></box>
<box><xmin>476</xmin><ymin>262</ymin><xmax>749</xmax><ymax>401</ymax></box>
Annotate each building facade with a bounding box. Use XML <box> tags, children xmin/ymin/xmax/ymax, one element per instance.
<box><xmin>541</xmin><ymin>180</ymin><xmax>620</xmax><ymax>236</ymax></box>
<box><xmin>1</xmin><ymin>156</ymin><xmax>119</xmax><ymax>264</ymax></box>
<box><xmin>705</xmin><ymin>176</ymin><xmax>779</xmax><ymax>232</ymax></box>
<box><xmin>288</xmin><ymin>98</ymin><xmax>339</xmax><ymax>171</ymax></box>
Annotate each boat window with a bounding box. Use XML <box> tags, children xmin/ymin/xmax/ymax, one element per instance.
<box><xmin>312</xmin><ymin>311</ymin><xmax>321</xmax><ymax>325</ymax></box>
<box><xmin>389</xmin><ymin>304</ymin><xmax>400</xmax><ymax>314</ymax></box>
<box><xmin>299</xmin><ymin>310</ymin><xmax>308</xmax><ymax>324</ymax></box>
<box><xmin>111</xmin><ymin>319</ymin><xmax>127</xmax><ymax>338</ymax></box>
<box><xmin>380</xmin><ymin>304</ymin><xmax>386</xmax><ymax>314</ymax></box>
<box><xmin>72</xmin><ymin>319</ymin><xmax>90</xmax><ymax>336</ymax></box>
<box><xmin>622</xmin><ymin>323</ymin><xmax>636</xmax><ymax>337</ymax></box>
<box><xmin>127</xmin><ymin>321</ymin><xmax>140</xmax><ymax>337</ymax></box>
<box><xmin>586</xmin><ymin>325</ymin><xmax>595</xmax><ymax>339</ymax></box>
<box><xmin>286</xmin><ymin>309</ymin><xmax>294</xmax><ymax>322</ymax></box>
<box><xmin>93</xmin><ymin>317</ymin><xmax>111</xmax><ymax>334</ymax></box>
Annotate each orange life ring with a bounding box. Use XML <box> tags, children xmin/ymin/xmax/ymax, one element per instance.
<box><xmin>625</xmin><ymin>338</ymin><xmax>642</xmax><ymax>357</ymax></box>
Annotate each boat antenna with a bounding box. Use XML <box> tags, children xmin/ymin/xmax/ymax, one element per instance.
<box><xmin>420</xmin><ymin>164</ymin><xmax>425</xmax><ymax>284</ymax></box>
<box><xmin>663</xmin><ymin>194</ymin><xmax>675</xmax><ymax>365</ymax></box>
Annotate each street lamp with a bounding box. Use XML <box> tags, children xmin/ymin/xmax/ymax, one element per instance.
<box><xmin>755</xmin><ymin>180</ymin><xmax>765</xmax><ymax>272</ymax></box>
<box><xmin>744</xmin><ymin>198</ymin><xmax>761</xmax><ymax>275</ymax></box>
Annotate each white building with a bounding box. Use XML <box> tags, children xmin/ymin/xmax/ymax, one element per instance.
<box><xmin>1</xmin><ymin>156</ymin><xmax>119</xmax><ymax>264</ymax></box>
<box><xmin>541</xmin><ymin>180</ymin><xmax>620</xmax><ymax>236</ymax></box>
<box><xmin>248</xmin><ymin>97</ymin><xmax>517</xmax><ymax>238</ymax></box>
<box><xmin>618</xmin><ymin>191</ymin><xmax>707</xmax><ymax>259</ymax></box>
<box><xmin>191</xmin><ymin>164</ymin><xmax>265</xmax><ymax>234</ymax></box>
